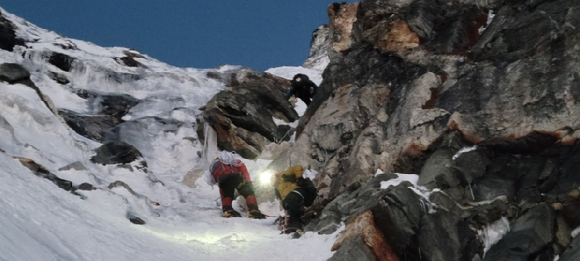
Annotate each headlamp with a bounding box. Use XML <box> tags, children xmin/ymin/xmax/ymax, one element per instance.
<box><xmin>259</xmin><ymin>169</ymin><xmax>275</xmax><ymax>186</ymax></box>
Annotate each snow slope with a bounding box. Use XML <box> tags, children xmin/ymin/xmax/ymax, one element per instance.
<box><xmin>0</xmin><ymin>7</ymin><xmax>339</xmax><ymax>261</ymax></box>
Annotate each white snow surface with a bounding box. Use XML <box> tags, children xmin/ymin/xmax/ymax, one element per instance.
<box><xmin>480</xmin><ymin>217</ymin><xmax>510</xmax><ymax>255</ymax></box>
<box><xmin>266</xmin><ymin>66</ymin><xmax>323</xmax><ymax>86</ymax></box>
<box><xmin>452</xmin><ymin>145</ymin><xmax>478</xmax><ymax>160</ymax></box>
<box><xmin>572</xmin><ymin>226</ymin><xmax>580</xmax><ymax>238</ymax></box>
<box><xmin>478</xmin><ymin>10</ymin><xmax>496</xmax><ymax>34</ymax></box>
<box><xmin>0</xmin><ymin>8</ymin><xmax>337</xmax><ymax>261</ymax></box>
<box><xmin>379</xmin><ymin>172</ymin><xmax>435</xmax><ymax>214</ymax></box>
<box><xmin>380</xmin><ymin>173</ymin><xmax>420</xmax><ymax>188</ymax></box>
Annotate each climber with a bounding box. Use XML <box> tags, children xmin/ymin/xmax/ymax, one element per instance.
<box><xmin>285</xmin><ymin>73</ymin><xmax>318</xmax><ymax>106</ymax></box>
<box><xmin>274</xmin><ymin>165</ymin><xmax>317</xmax><ymax>233</ymax></box>
<box><xmin>206</xmin><ymin>151</ymin><xmax>266</xmax><ymax>219</ymax></box>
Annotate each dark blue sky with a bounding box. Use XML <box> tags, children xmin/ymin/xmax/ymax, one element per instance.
<box><xmin>1</xmin><ymin>1</ymin><xmax>347</xmax><ymax>71</ymax></box>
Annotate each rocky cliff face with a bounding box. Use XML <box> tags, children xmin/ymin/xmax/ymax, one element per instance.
<box><xmin>262</xmin><ymin>0</ymin><xmax>580</xmax><ymax>260</ymax></box>
<box><xmin>3</xmin><ymin>1</ymin><xmax>580</xmax><ymax>259</ymax></box>
<box><xmin>303</xmin><ymin>25</ymin><xmax>331</xmax><ymax>72</ymax></box>
<box><xmin>197</xmin><ymin>70</ymin><xmax>299</xmax><ymax>159</ymax></box>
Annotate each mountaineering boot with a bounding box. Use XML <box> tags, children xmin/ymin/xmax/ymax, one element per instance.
<box><xmin>246</xmin><ymin>205</ymin><xmax>266</xmax><ymax>219</ymax></box>
<box><xmin>285</xmin><ymin>213</ymin><xmax>303</xmax><ymax>232</ymax></box>
<box><xmin>224</xmin><ymin>209</ymin><xmax>241</xmax><ymax>218</ymax></box>
<box><xmin>247</xmin><ymin>209</ymin><xmax>266</xmax><ymax>219</ymax></box>
<box><xmin>291</xmin><ymin>231</ymin><xmax>303</xmax><ymax>239</ymax></box>
<box><xmin>283</xmin><ymin>227</ymin><xmax>303</xmax><ymax>234</ymax></box>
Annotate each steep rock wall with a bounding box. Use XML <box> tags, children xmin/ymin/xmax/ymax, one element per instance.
<box><xmin>272</xmin><ymin>0</ymin><xmax>580</xmax><ymax>201</ymax></box>
<box><xmin>269</xmin><ymin>1</ymin><xmax>580</xmax><ymax>259</ymax></box>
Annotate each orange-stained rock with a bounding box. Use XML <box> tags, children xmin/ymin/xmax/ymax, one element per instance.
<box><xmin>552</xmin><ymin>203</ymin><xmax>564</xmax><ymax>211</ymax></box>
<box><xmin>447</xmin><ymin>112</ymin><xmax>485</xmax><ymax>144</ymax></box>
<box><xmin>379</xmin><ymin>20</ymin><xmax>419</xmax><ymax>54</ymax></box>
<box><xmin>328</xmin><ymin>2</ymin><xmax>358</xmax><ymax>53</ymax></box>
<box><xmin>14</xmin><ymin>157</ymin><xmax>50</xmax><ymax>174</ymax></box>
<box><xmin>332</xmin><ymin>210</ymin><xmax>400</xmax><ymax>261</ymax></box>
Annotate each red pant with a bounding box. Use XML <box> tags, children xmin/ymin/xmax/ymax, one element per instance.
<box><xmin>217</xmin><ymin>173</ymin><xmax>258</xmax><ymax>212</ymax></box>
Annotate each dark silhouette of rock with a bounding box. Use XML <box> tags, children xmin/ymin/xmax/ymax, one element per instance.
<box><xmin>418</xmin><ymin>131</ymin><xmax>468</xmax><ymax>190</ymax></box>
<box><xmin>418</xmin><ymin>209</ymin><xmax>483</xmax><ymax>261</ymax></box>
<box><xmin>77</xmin><ymin>183</ymin><xmax>96</xmax><ymax>191</ymax></box>
<box><xmin>0</xmin><ymin>63</ymin><xmax>30</xmax><ymax>83</ymax></box>
<box><xmin>0</xmin><ymin>11</ymin><xmax>24</xmax><ymax>51</ymax></box>
<box><xmin>15</xmin><ymin>157</ymin><xmax>74</xmax><ymax>192</ymax></box>
<box><xmin>47</xmin><ymin>71</ymin><xmax>70</xmax><ymax>85</ymax></box>
<box><xmin>328</xmin><ymin>236</ymin><xmax>378</xmax><ymax>261</ymax></box>
<box><xmin>108</xmin><ymin>180</ymin><xmax>138</xmax><ymax>196</ymax></box>
<box><xmin>560</xmin><ymin>236</ymin><xmax>580</xmax><ymax>261</ymax></box>
<box><xmin>276</xmin><ymin>125</ymin><xmax>293</xmax><ymax>143</ymax></box>
<box><xmin>128</xmin><ymin>216</ymin><xmax>146</xmax><ymax>225</ymax></box>
<box><xmin>59</xmin><ymin>110</ymin><xmax>121</xmax><ymax>142</ymax></box>
<box><xmin>59</xmin><ymin>91</ymin><xmax>139</xmax><ymax>142</ymax></box>
<box><xmin>0</xmin><ymin>63</ymin><xmax>60</xmax><ymax>117</ymax></box>
<box><xmin>484</xmin><ymin>203</ymin><xmax>555</xmax><ymax>261</ymax></box>
<box><xmin>200</xmin><ymin>69</ymin><xmax>299</xmax><ymax>158</ymax></box>
<box><xmin>114</xmin><ymin>56</ymin><xmax>142</xmax><ymax>67</ymax></box>
<box><xmin>48</xmin><ymin>52</ymin><xmax>75</xmax><ymax>72</ymax></box>
<box><xmin>91</xmin><ymin>141</ymin><xmax>145</xmax><ymax>166</ymax></box>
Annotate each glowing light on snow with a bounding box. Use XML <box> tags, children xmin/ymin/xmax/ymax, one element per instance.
<box><xmin>259</xmin><ymin>169</ymin><xmax>275</xmax><ymax>186</ymax></box>
<box><xmin>133</xmin><ymin>226</ymin><xmax>247</xmax><ymax>246</ymax></box>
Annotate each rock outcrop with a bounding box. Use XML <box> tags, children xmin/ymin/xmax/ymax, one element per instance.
<box><xmin>91</xmin><ymin>141</ymin><xmax>148</xmax><ymax>172</ymax></box>
<box><xmin>0</xmin><ymin>63</ymin><xmax>30</xmax><ymax>83</ymax></box>
<box><xmin>15</xmin><ymin>157</ymin><xmax>74</xmax><ymax>192</ymax></box>
<box><xmin>331</xmin><ymin>210</ymin><xmax>400</xmax><ymax>261</ymax></box>
<box><xmin>0</xmin><ymin>9</ymin><xmax>24</xmax><ymax>51</ymax></box>
<box><xmin>13</xmin><ymin>157</ymin><xmax>98</xmax><ymax>198</ymax></box>
<box><xmin>264</xmin><ymin>0</ymin><xmax>580</xmax><ymax>260</ymax></box>
<box><xmin>484</xmin><ymin>203</ymin><xmax>555</xmax><ymax>261</ymax></box>
<box><xmin>198</xmin><ymin>69</ymin><xmax>299</xmax><ymax>159</ymax></box>
<box><xmin>59</xmin><ymin>91</ymin><xmax>139</xmax><ymax>142</ymax></box>
<box><xmin>0</xmin><ymin>63</ymin><xmax>59</xmax><ymax>116</ymax></box>
<box><xmin>303</xmin><ymin>25</ymin><xmax>331</xmax><ymax>72</ymax></box>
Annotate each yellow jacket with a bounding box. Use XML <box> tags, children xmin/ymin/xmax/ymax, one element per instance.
<box><xmin>274</xmin><ymin>165</ymin><xmax>304</xmax><ymax>200</ymax></box>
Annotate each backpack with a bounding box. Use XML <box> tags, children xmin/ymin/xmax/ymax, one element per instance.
<box><xmin>209</xmin><ymin>159</ymin><xmax>242</xmax><ymax>185</ymax></box>
<box><xmin>296</xmin><ymin>177</ymin><xmax>317</xmax><ymax>207</ymax></box>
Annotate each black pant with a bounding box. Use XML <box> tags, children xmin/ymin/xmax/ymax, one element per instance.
<box><xmin>297</xmin><ymin>92</ymin><xmax>312</xmax><ymax>105</ymax></box>
<box><xmin>282</xmin><ymin>188</ymin><xmax>308</xmax><ymax>229</ymax></box>
<box><xmin>219</xmin><ymin>174</ymin><xmax>243</xmax><ymax>196</ymax></box>
<box><xmin>218</xmin><ymin>174</ymin><xmax>256</xmax><ymax>212</ymax></box>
